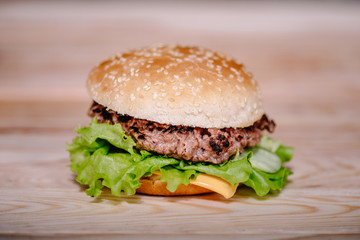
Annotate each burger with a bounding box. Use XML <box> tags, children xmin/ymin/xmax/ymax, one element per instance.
<box><xmin>67</xmin><ymin>45</ymin><xmax>293</xmax><ymax>199</ymax></box>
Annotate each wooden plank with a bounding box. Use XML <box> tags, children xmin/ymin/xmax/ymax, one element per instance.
<box><xmin>1</xmin><ymin>185</ymin><xmax>359</xmax><ymax>236</ymax></box>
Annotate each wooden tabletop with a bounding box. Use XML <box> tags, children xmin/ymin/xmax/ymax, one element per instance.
<box><xmin>1</xmin><ymin>1</ymin><xmax>360</xmax><ymax>239</ymax></box>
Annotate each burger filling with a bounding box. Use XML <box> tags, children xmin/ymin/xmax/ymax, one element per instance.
<box><xmin>89</xmin><ymin>101</ymin><xmax>276</xmax><ymax>164</ymax></box>
<box><xmin>66</xmin><ymin>103</ymin><xmax>293</xmax><ymax>198</ymax></box>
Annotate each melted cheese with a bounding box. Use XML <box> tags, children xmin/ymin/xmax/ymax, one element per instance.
<box><xmin>190</xmin><ymin>174</ymin><xmax>239</xmax><ymax>199</ymax></box>
<box><xmin>152</xmin><ymin>171</ymin><xmax>238</xmax><ymax>199</ymax></box>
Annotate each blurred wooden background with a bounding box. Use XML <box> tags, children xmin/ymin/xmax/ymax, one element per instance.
<box><xmin>0</xmin><ymin>1</ymin><xmax>360</xmax><ymax>239</ymax></box>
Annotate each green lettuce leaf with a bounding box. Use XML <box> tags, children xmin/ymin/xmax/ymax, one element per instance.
<box><xmin>248</xmin><ymin>147</ymin><xmax>281</xmax><ymax>173</ymax></box>
<box><xmin>160</xmin><ymin>167</ymin><xmax>198</xmax><ymax>192</ymax></box>
<box><xmin>243</xmin><ymin>167</ymin><xmax>292</xmax><ymax>197</ymax></box>
<box><xmin>257</xmin><ymin>135</ymin><xmax>282</xmax><ymax>152</ymax></box>
<box><xmin>67</xmin><ymin>118</ymin><xmax>293</xmax><ymax>197</ymax></box>
<box><xmin>276</xmin><ymin>145</ymin><xmax>294</xmax><ymax>163</ymax></box>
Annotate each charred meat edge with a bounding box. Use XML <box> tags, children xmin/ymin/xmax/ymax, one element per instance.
<box><xmin>89</xmin><ymin>101</ymin><xmax>275</xmax><ymax>164</ymax></box>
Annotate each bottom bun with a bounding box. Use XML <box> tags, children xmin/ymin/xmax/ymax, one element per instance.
<box><xmin>137</xmin><ymin>177</ymin><xmax>213</xmax><ymax>196</ymax></box>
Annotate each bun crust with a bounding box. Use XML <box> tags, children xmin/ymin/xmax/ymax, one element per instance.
<box><xmin>137</xmin><ymin>178</ymin><xmax>213</xmax><ymax>196</ymax></box>
<box><xmin>87</xmin><ymin>45</ymin><xmax>264</xmax><ymax>128</ymax></box>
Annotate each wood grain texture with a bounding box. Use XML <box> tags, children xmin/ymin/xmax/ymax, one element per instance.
<box><xmin>0</xmin><ymin>1</ymin><xmax>360</xmax><ymax>239</ymax></box>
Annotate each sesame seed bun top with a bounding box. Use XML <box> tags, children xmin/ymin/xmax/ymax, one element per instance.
<box><xmin>87</xmin><ymin>45</ymin><xmax>264</xmax><ymax>128</ymax></box>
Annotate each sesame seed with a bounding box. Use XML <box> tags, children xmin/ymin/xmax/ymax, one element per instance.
<box><xmin>235</xmin><ymin>60</ymin><xmax>242</xmax><ymax>65</ymax></box>
<box><xmin>237</xmin><ymin>76</ymin><xmax>244</xmax><ymax>82</ymax></box>
<box><xmin>207</xmin><ymin>62</ymin><xmax>214</xmax><ymax>68</ymax></box>
<box><xmin>184</xmin><ymin>109</ymin><xmax>191</xmax><ymax>114</ymax></box>
<box><xmin>130</xmin><ymin>93</ymin><xmax>135</xmax><ymax>101</ymax></box>
<box><xmin>222</xmin><ymin>61</ymin><xmax>228</xmax><ymax>67</ymax></box>
<box><xmin>157</xmin><ymin>67</ymin><xmax>164</xmax><ymax>73</ymax></box>
<box><xmin>205</xmin><ymin>51</ymin><xmax>213</xmax><ymax>58</ymax></box>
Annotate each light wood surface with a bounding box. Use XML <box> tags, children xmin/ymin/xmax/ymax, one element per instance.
<box><xmin>1</xmin><ymin>1</ymin><xmax>360</xmax><ymax>239</ymax></box>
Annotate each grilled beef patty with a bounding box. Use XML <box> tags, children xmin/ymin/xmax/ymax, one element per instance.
<box><xmin>89</xmin><ymin>101</ymin><xmax>275</xmax><ymax>164</ymax></box>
